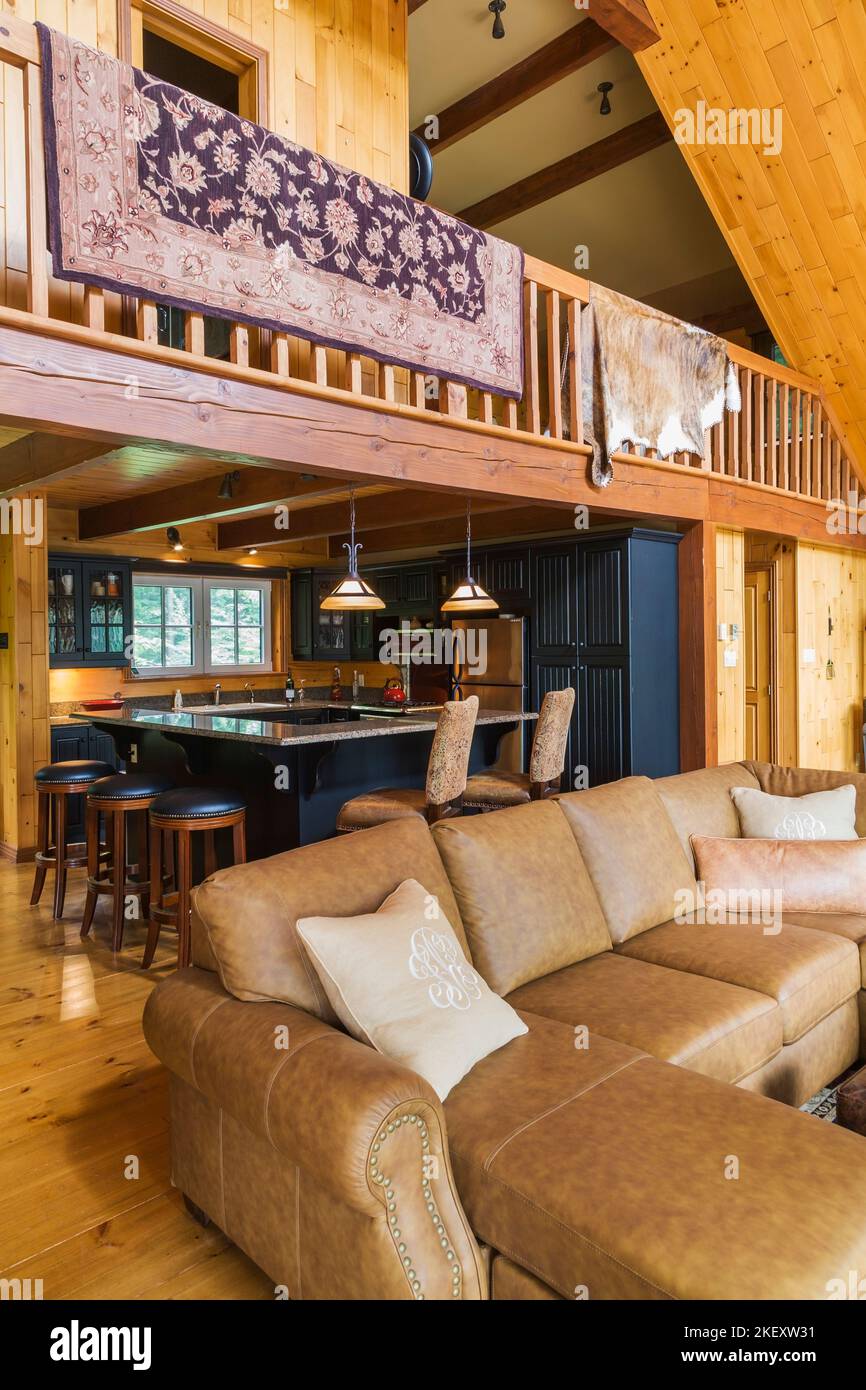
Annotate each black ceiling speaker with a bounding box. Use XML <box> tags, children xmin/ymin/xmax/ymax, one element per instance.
<box><xmin>489</xmin><ymin>1</ymin><xmax>506</xmax><ymax>40</ymax></box>
<box><xmin>409</xmin><ymin>131</ymin><xmax>434</xmax><ymax>201</ymax></box>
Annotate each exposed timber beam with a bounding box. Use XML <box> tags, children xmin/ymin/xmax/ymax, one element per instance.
<box><xmin>217</xmin><ymin>491</ymin><xmax>518</xmax><ymax>551</ymax></box>
<box><xmin>458</xmin><ymin>111</ymin><xmax>671</xmax><ymax>229</ymax></box>
<box><xmin>78</xmin><ymin>466</ymin><xmax>352</xmax><ymax>540</ymax></box>
<box><xmin>412</xmin><ymin>20</ymin><xmax>616</xmax><ymax>154</ymax></box>
<box><xmin>407</xmin><ymin>0</ymin><xmax>429</xmax><ymax>12</ymax></box>
<box><xmin>591</xmin><ymin>0</ymin><xmax>659</xmax><ymax>52</ymax></box>
<box><xmin>0</xmin><ymin>432</ymin><xmax>111</xmax><ymax>492</ymax></box>
<box><xmin>1</xmin><ymin>317</ymin><xmax>862</xmax><ymax>551</ymax></box>
<box><xmin>329</xmin><ymin>506</ymin><xmax>575</xmax><ymax>559</ymax></box>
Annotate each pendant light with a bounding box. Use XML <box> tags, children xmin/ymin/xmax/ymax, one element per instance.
<box><xmin>320</xmin><ymin>492</ymin><xmax>385</xmax><ymax>611</ymax></box>
<box><xmin>441</xmin><ymin>501</ymin><xmax>499</xmax><ymax>613</ymax></box>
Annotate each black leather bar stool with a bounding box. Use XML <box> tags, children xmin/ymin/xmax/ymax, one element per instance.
<box><xmin>144</xmin><ymin>787</ymin><xmax>247</xmax><ymax>970</ymax></box>
<box><xmin>80</xmin><ymin>773</ymin><xmax>174</xmax><ymax>953</ymax></box>
<box><xmin>31</xmin><ymin>760</ymin><xmax>114</xmax><ymax>919</ymax></box>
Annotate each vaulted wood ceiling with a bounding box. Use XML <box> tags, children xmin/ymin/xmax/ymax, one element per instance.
<box><xmin>638</xmin><ymin>0</ymin><xmax>866</xmax><ymax>475</ymax></box>
<box><xmin>409</xmin><ymin>0</ymin><xmax>758</xmax><ymax>331</ymax></box>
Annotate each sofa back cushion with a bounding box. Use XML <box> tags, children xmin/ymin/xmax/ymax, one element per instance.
<box><xmin>557</xmin><ymin>778</ymin><xmax>699</xmax><ymax>944</ymax></box>
<box><xmin>746</xmin><ymin>762</ymin><xmax>866</xmax><ymax>837</ymax></box>
<box><xmin>654</xmin><ymin>763</ymin><xmax>758</xmax><ymax>866</ymax></box>
<box><xmin>432</xmin><ymin>801</ymin><xmax>611</xmax><ymax>995</ymax></box>
<box><xmin>193</xmin><ymin>816</ymin><xmax>466</xmax><ymax>1020</ymax></box>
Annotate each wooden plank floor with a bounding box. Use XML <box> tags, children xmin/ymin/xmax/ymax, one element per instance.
<box><xmin>0</xmin><ymin>857</ymin><xmax>272</xmax><ymax>1299</ymax></box>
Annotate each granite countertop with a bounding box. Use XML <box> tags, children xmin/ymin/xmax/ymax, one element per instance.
<box><xmin>69</xmin><ymin>704</ymin><xmax>537</xmax><ymax>748</ymax></box>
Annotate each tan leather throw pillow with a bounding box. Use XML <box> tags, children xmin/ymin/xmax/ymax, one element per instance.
<box><xmin>691</xmin><ymin>835</ymin><xmax>866</xmax><ymax>915</ymax></box>
<box><xmin>296</xmin><ymin>878</ymin><xmax>527</xmax><ymax>1101</ymax></box>
<box><xmin>730</xmin><ymin>784</ymin><xmax>857</xmax><ymax>841</ymax></box>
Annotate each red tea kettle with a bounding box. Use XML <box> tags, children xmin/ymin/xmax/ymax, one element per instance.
<box><xmin>383</xmin><ymin>677</ymin><xmax>407</xmax><ymax>706</ymax></box>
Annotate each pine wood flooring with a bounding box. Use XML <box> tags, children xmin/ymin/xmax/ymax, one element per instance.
<box><xmin>0</xmin><ymin>857</ymin><xmax>272</xmax><ymax>1299</ymax></box>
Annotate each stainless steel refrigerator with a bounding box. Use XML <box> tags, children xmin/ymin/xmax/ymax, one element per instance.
<box><xmin>450</xmin><ymin>616</ymin><xmax>526</xmax><ymax>772</ymax></box>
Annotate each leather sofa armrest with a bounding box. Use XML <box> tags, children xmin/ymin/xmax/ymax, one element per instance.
<box><xmin>143</xmin><ymin>968</ymin><xmax>486</xmax><ymax>1300</ymax></box>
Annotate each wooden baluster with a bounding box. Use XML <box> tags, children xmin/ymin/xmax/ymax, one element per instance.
<box><xmin>83</xmin><ymin>287</ymin><xmax>105</xmax><ymax>332</ymax></box>
<box><xmin>711</xmin><ymin>420</ymin><xmax>724</xmax><ymax>474</ymax></box>
<box><xmin>700</xmin><ymin>430</ymin><xmax>712</xmax><ymax>470</ymax></box>
<box><xmin>740</xmin><ymin>368</ymin><xmax>753</xmax><ymax>481</ymax></box>
<box><xmin>505</xmin><ymin>398</ymin><xmax>518</xmax><ymax>430</ymax></box>
<box><xmin>480</xmin><ymin>393</ymin><xmax>495</xmax><ymax>425</ymax></box>
<box><xmin>831</xmin><ymin>438</ymin><xmax>842</xmax><ymax>500</ymax></box>
<box><xmin>811</xmin><ymin>398</ymin><xmax>823</xmax><ymax>497</ymax></box>
<box><xmin>230</xmin><ymin>324</ymin><xmax>249</xmax><ymax>366</ymax></box>
<box><xmin>411</xmin><ymin>372</ymin><xmax>427</xmax><ymax>410</ymax></box>
<box><xmin>567</xmin><ymin>299</ymin><xmax>583</xmax><ymax>445</ymax></box>
<box><xmin>545</xmin><ymin>289</ymin><xmax>563</xmax><ymax>440</ymax></box>
<box><xmin>780</xmin><ymin>383</ymin><xmax>790</xmax><ymax>490</ymax></box>
<box><xmin>841</xmin><ymin>455</ymin><xmax>852</xmax><ymax>505</ymax></box>
<box><xmin>311</xmin><ymin>345</ymin><xmax>328</xmax><ymax>386</ymax></box>
<box><xmin>767</xmin><ymin>379</ymin><xmax>778</xmax><ymax>488</ymax></box>
<box><xmin>271</xmin><ymin>333</ymin><xmax>290</xmax><ymax>377</ymax></box>
<box><xmin>378</xmin><ymin>362</ymin><xmax>396</xmax><ymax>402</ymax></box>
<box><xmin>136</xmin><ymin>301</ymin><xmax>159</xmax><ymax>344</ymax></box>
<box><xmin>754</xmin><ymin>374</ymin><xmax>766</xmax><ymax>483</ymax></box>
<box><xmin>726</xmin><ymin>394</ymin><xmax>739</xmax><ymax>477</ymax></box>
<box><xmin>438</xmin><ymin>380</ymin><xmax>468</xmax><ymax>418</ymax></box>
<box><xmin>185</xmin><ymin>311</ymin><xmax>205</xmax><ymax>356</ymax></box>
<box><xmin>24</xmin><ymin>62</ymin><xmax>49</xmax><ymax>317</ymax></box>
<box><xmin>345</xmin><ymin>352</ymin><xmax>363</xmax><ymax>395</ymax></box>
<box><xmin>791</xmin><ymin>388</ymin><xmax>801</xmax><ymax>493</ymax></box>
<box><xmin>523</xmin><ymin>280</ymin><xmax>541</xmax><ymax>435</ymax></box>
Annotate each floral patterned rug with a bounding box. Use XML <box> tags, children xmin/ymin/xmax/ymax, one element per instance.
<box><xmin>37</xmin><ymin>24</ymin><xmax>524</xmax><ymax>398</ymax></box>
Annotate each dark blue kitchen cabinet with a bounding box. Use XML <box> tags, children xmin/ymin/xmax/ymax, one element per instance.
<box><xmin>48</xmin><ymin>556</ymin><xmax>132</xmax><ymax>669</ymax></box>
<box><xmin>290</xmin><ymin>569</ymin><xmax>313</xmax><ymax>659</ymax></box>
<box><xmin>49</xmin><ymin>722</ymin><xmax>121</xmax><ymax>844</ymax></box>
<box><xmin>576</xmin><ymin>530</ymin><xmax>680</xmax><ymax>784</ymax></box>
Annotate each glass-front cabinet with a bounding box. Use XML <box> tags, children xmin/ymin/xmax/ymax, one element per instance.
<box><xmin>313</xmin><ymin>574</ymin><xmax>349</xmax><ymax>660</ymax></box>
<box><xmin>48</xmin><ymin>556</ymin><xmax>132</xmax><ymax>668</ymax></box>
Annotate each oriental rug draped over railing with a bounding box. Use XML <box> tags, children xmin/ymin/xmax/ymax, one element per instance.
<box><xmin>36</xmin><ymin>23</ymin><xmax>523</xmax><ymax>399</ymax></box>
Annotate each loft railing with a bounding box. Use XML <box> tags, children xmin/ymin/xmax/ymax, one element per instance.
<box><xmin>0</xmin><ymin>11</ymin><xmax>860</xmax><ymax>510</ymax></box>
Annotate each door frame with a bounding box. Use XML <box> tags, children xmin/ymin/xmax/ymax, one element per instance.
<box><xmin>744</xmin><ymin>558</ymin><xmax>779</xmax><ymax>763</ymax></box>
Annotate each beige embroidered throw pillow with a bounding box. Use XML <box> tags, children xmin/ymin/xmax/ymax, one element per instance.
<box><xmin>296</xmin><ymin>878</ymin><xmax>527</xmax><ymax>1101</ymax></box>
<box><xmin>730</xmin><ymin>784</ymin><xmax>857</xmax><ymax>841</ymax></box>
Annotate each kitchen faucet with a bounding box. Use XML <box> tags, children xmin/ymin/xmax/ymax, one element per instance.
<box><xmin>213</xmin><ymin>682</ymin><xmax>221</xmax><ymax>706</ymax></box>
<box><xmin>244</xmin><ymin>682</ymin><xmax>255</xmax><ymax>704</ymax></box>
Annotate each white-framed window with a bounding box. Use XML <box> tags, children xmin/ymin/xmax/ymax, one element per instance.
<box><xmin>204</xmin><ymin>578</ymin><xmax>271</xmax><ymax>673</ymax></box>
<box><xmin>132</xmin><ymin>574</ymin><xmax>272</xmax><ymax>677</ymax></box>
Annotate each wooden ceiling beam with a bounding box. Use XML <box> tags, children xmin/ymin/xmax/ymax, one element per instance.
<box><xmin>329</xmin><ymin>505</ymin><xmax>575</xmax><ymax>559</ymax></box>
<box><xmin>217</xmin><ymin>490</ymin><xmax>518</xmax><ymax>551</ymax></box>
<box><xmin>591</xmin><ymin>0</ymin><xmax>660</xmax><ymax>53</ymax></box>
<box><xmin>77</xmin><ymin>466</ymin><xmax>350</xmax><ymax>540</ymax></box>
<box><xmin>412</xmin><ymin>20</ymin><xmax>617</xmax><ymax>154</ymax></box>
<box><xmin>458</xmin><ymin>110</ymin><xmax>671</xmax><ymax>228</ymax></box>
<box><xmin>407</xmin><ymin>0</ymin><xmax>430</xmax><ymax>13</ymax></box>
<box><xmin>0</xmin><ymin>433</ymin><xmax>112</xmax><ymax>492</ymax></box>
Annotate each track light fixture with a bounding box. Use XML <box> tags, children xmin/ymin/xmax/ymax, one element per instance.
<box><xmin>166</xmin><ymin>526</ymin><xmax>184</xmax><ymax>552</ymax></box>
<box><xmin>218</xmin><ymin>469</ymin><xmax>241</xmax><ymax>501</ymax></box>
<box><xmin>598</xmin><ymin>81</ymin><xmax>613</xmax><ymax>116</ymax></box>
<box><xmin>489</xmin><ymin>1</ymin><xmax>506</xmax><ymax>40</ymax></box>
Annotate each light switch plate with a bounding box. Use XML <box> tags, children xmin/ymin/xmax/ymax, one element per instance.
<box><xmin>723</xmin><ymin>649</ymin><xmax>738</xmax><ymax>667</ymax></box>
<box><xmin>718</xmin><ymin>623</ymin><xmax>728</xmax><ymax>641</ymax></box>
<box><xmin>803</xmin><ymin>648</ymin><xmax>816</xmax><ymax>664</ymax></box>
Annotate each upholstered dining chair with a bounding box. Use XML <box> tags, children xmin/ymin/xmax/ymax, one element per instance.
<box><xmin>463</xmin><ymin>686</ymin><xmax>574</xmax><ymax>812</ymax></box>
<box><xmin>336</xmin><ymin>695</ymin><xmax>479</xmax><ymax>832</ymax></box>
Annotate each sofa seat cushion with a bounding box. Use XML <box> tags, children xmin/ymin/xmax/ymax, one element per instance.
<box><xmin>444</xmin><ymin>1011</ymin><xmax>866</xmax><ymax>1300</ymax></box>
<box><xmin>618</xmin><ymin>918</ymin><xmax>861</xmax><ymax>1044</ymax></box>
<box><xmin>505</xmin><ymin>952</ymin><xmax>781</xmax><ymax>1083</ymax></box>
<box><xmin>779</xmin><ymin>912</ymin><xmax>866</xmax><ymax>989</ymax></box>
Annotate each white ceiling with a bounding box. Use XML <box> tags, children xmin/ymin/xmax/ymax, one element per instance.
<box><xmin>409</xmin><ymin>0</ymin><xmax>753</xmax><ymax>323</ymax></box>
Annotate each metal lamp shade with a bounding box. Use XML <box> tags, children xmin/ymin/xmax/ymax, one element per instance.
<box><xmin>441</xmin><ymin>577</ymin><xmax>498</xmax><ymax>613</ymax></box>
<box><xmin>320</xmin><ymin>572</ymin><xmax>386</xmax><ymax>611</ymax></box>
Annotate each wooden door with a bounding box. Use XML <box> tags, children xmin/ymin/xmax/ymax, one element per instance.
<box><xmin>744</xmin><ymin>563</ymin><xmax>776</xmax><ymax>762</ymax></box>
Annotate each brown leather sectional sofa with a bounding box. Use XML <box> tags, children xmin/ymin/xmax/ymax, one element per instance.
<box><xmin>143</xmin><ymin>761</ymin><xmax>866</xmax><ymax>1300</ymax></box>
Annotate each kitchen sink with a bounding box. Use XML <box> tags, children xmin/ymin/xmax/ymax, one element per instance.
<box><xmin>193</xmin><ymin>701</ymin><xmax>293</xmax><ymax>715</ymax></box>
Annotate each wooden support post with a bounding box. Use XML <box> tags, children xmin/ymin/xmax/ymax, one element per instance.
<box><xmin>678</xmin><ymin>520</ymin><xmax>718</xmax><ymax>772</ymax></box>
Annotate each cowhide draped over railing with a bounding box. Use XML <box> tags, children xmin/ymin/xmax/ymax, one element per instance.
<box><xmin>0</xmin><ymin>12</ymin><xmax>861</xmax><ymax>513</ymax></box>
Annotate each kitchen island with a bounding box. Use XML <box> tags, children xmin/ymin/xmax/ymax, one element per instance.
<box><xmin>71</xmin><ymin>702</ymin><xmax>537</xmax><ymax>859</ymax></box>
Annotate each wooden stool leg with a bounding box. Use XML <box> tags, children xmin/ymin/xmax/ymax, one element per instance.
<box><xmin>30</xmin><ymin>791</ymin><xmax>50</xmax><ymax>906</ymax></box>
<box><xmin>142</xmin><ymin>822</ymin><xmax>162</xmax><ymax>969</ymax></box>
<box><xmin>110</xmin><ymin>808</ymin><xmax>127</xmax><ymax>953</ymax></box>
<box><xmin>80</xmin><ymin>801</ymin><xmax>101</xmax><ymax>939</ymax></box>
<box><xmin>232</xmin><ymin>817</ymin><xmax>246</xmax><ymax>865</ymax></box>
<box><xmin>164</xmin><ymin>828</ymin><xmax>175</xmax><ymax>891</ymax></box>
<box><xmin>53</xmin><ymin>793</ymin><xmax>68</xmax><ymax>920</ymax></box>
<box><xmin>138</xmin><ymin>810</ymin><xmax>151</xmax><ymax>918</ymax></box>
<box><xmin>176</xmin><ymin>827</ymin><xmax>192</xmax><ymax>969</ymax></box>
<box><xmin>203</xmin><ymin>829</ymin><xmax>217</xmax><ymax>878</ymax></box>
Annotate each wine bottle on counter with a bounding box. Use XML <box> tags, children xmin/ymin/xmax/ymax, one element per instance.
<box><xmin>285</xmin><ymin>671</ymin><xmax>295</xmax><ymax>703</ymax></box>
<box><xmin>331</xmin><ymin>666</ymin><xmax>343</xmax><ymax>701</ymax></box>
